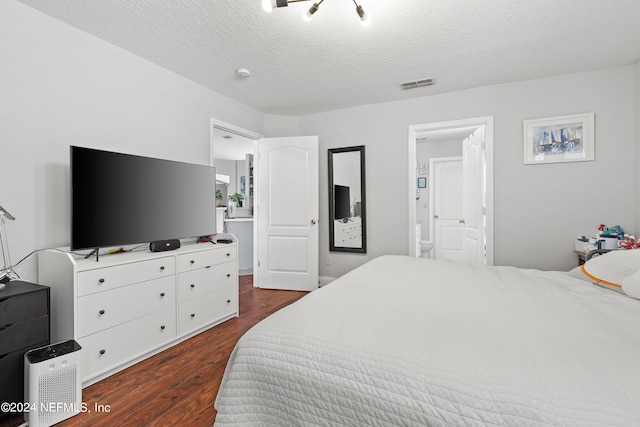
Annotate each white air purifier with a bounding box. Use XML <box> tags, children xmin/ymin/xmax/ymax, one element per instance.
<box><xmin>24</xmin><ymin>340</ymin><xmax>82</xmax><ymax>427</ymax></box>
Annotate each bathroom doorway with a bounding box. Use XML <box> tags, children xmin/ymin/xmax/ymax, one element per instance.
<box><xmin>408</xmin><ymin>117</ymin><xmax>494</xmax><ymax>265</ymax></box>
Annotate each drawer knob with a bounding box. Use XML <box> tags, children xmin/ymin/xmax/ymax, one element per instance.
<box><xmin>190</xmin><ymin>260</ymin><xmax>195</xmax><ymax>264</ymax></box>
<box><xmin>190</xmin><ymin>284</ymin><xmax>195</xmax><ymax>288</ymax></box>
<box><xmin>99</xmin><ymin>310</ymin><xmax>105</xmax><ymax>315</ymax></box>
<box><xmin>160</xmin><ymin>292</ymin><xmax>165</xmax><ymax>297</ymax></box>
<box><xmin>190</xmin><ymin>313</ymin><xmax>195</xmax><ymax>318</ymax></box>
<box><xmin>206</xmin><ymin>265</ymin><xmax>212</xmax><ymax>269</ymax></box>
<box><xmin>160</xmin><ymin>266</ymin><xmax>165</xmax><ymax>271</ymax></box>
<box><xmin>226</xmin><ymin>299</ymin><xmax>231</xmax><ymax>304</ymax></box>
<box><xmin>226</xmin><ymin>273</ymin><xmax>231</xmax><ymax>278</ymax></box>
<box><xmin>160</xmin><ymin>325</ymin><xmax>166</xmax><ymax>330</ymax></box>
<box><xmin>226</xmin><ymin>253</ymin><xmax>230</xmax><ymax>257</ymax></box>
<box><xmin>99</xmin><ymin>349</ymin><xmax>106</xmax><ymax>355</ymax></box>
<box><xmin>98</xmin><ymin>278</ymin><xmax>105</xmax><ymax>283</ymax></box>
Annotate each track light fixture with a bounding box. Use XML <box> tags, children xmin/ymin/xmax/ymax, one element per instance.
<box><xmin>263</xmin><ymin>0</ymin><xmax>371</xmax><ymax>26</ymax></box>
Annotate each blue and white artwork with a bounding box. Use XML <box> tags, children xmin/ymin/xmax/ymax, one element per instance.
<box><xmin>532</xmin><ymin>121</ymin><xmax>583</xmax><ymax>157</ymax></box>
<box><xmin>524</xmin><ymin>113</ymin><xmax>594</xmax><ymax>165</ymax></box>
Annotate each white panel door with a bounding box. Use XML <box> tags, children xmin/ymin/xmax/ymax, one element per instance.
<box><xmin>462</xmin><ymin>127</ymin><xmax>485</xmax><ymax>265</ymax></box>
<box><xmin>432</xmin><ymin>157</ymin><xmax>464</xmax><ymax>262</ymax></box>
<box><xmin>256</xmin><ymin>136</ymin><xmax>319</xmax><ymax>291</ymax></box>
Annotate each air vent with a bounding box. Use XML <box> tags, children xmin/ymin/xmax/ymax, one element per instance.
<box><xmin>399</xmin><ymin>78</ymin><xmax>435</xmax><ymax>90</ymax></box>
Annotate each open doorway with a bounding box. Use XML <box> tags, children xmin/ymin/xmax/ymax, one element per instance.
<box><xmin>408</xmin><ymin>117</ymin><xmax>494</xmax><ymax>265</ymax></box>
<box><xmin>210</xmin><ymin>119</ymin><xmax>262</xmax><ymax>276</ymax></box>
<box><xmin>210</xmin><ymin>120</ymin><xmax>320</xmax><ymax>291</ymax></box>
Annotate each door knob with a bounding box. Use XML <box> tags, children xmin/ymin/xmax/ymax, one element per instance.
<box><xmin>310</xmin><ymin>219</ymin><xmax>317</xmax><ymax>225</ymax></box>
<box><xmin>459</xmin><ymin>219</ymin><xmax>465</xmax><ymax>224</ymax></box>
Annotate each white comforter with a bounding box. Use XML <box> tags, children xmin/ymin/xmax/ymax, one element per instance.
<box><xmin>214</xmin><ymin>256</ymin><xmax>640</xmax><ymax>426</ymax></box>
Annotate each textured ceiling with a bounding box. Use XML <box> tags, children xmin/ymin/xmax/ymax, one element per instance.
<box><xmin>17</xmin><ymin>0</ymin><xmax>640</xmax><ymax>116</ymax></box>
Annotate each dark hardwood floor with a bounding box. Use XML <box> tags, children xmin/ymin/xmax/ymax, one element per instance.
<box><xmin>1</xmin><ymin>276</ymin><xmax>308</xmax><ymax>427</ymax></box>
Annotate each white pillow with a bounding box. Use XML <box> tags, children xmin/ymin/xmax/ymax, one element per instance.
<box><xmin>581</xmin><ymin>250</ymin><xmax>640</xmax><ymax>297</ymax></box>
<box><xmin>568</xmin><ymin>266</ymin><xmax>590</xmax><ymax>281</ymax></box>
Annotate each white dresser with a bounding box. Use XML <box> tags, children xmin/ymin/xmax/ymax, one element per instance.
<box><xmin>38</xmin><ymin>237</ymin><xmax>238</xmax><ymax>386</ymax></box>
<box><xmin>333</xmin><ymin>217</ymin><xmax>362</xmax><ymax>248</ymax></box>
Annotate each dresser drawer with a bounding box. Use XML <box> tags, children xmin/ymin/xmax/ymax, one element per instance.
<box><xmin>178</xmin><ymin>286</ymin><xmax>236</xmax><ymax>335</ymax></box>
<box><xmin>0</xmin><ymin>316</ymin><xmax>49</xmax><ymax>355</ymax></box>
<box><xmin>177</xmin><ymin>261</ymin><xmax>237</xmax><ymax>302</ymax></box>
<box><xmin>77</xmin><ymin>276</ymin><xmax>175</xmax><ymax>337</ymax></box>
<box><xmin>78</xmin><ymin>307</ymin><xmax>176</xmax><ymax>382</ymax></box>
<box><xmin>0</xmin><ymin>290</ymin><xmax>48</xmax><ymax>326</ymax></box>
<box><xmin>177</xmin><ymin>247</ymin><xmax>236</xmax><ymax>273</ymax></box>
<box><xmin>77</xmin><ymin>256</ymin><xmax>175</xmax><ymax>297</ymax></box>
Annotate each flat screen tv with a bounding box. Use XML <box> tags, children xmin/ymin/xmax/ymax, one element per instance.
<box><xmin>334</xmin><ymin>184</ymin><xmax>351</xmax><ymax>221</ymax></box>
<box><xmin>71</xmin><ymin>146</ymin><xmax>216</xmax><ymax>250</ymax></box>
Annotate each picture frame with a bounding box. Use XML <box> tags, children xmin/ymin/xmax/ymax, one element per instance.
<box><xmin>523</xmin><ymin>112</ymin><xmax>594</xmax><ymax>165</ymax></box>
<box><xmin>417</xmin><ymin>177</ymin><xmax>427</xmax><ymax>188</ymax></box>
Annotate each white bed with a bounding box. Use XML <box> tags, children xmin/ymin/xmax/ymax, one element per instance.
<box><xmin>214</xmin><ymin>255</ymin><xmax>640</xmax><ymax>426</ymax></box>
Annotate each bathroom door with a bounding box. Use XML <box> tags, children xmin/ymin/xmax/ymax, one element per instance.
<box><xmin>431</xmin><ymin>157</ymin><xmax>465</xmax><ymax>262</ymax></box>
<box><xmin>430</xmin><ymin>128</ymin><xmax>485</xmax><ymax>264</ymax></box>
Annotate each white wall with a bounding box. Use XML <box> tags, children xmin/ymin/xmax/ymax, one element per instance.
<box><xmin>636</xmin><ymin>61</ymin><xmax>640</xmax><ymax>236</ymax></box>
<box><xmin>214</xmin><ymin>159</ymin><xmax>237</xmax><ymax>197</ymax></box>
<box><xmin>0</xmin><ymin>1</ymin><xmax>264</xmax><ymax>281</ymax></box>
<box><xmin>263</xmin><ymin>114</ymin><xmax>301</xmax><ymax>138</ymax></box>
<box><xmin>300</xmin><ymin>66</ymin><xmax>636</xmax><ymax>277</ymax></box>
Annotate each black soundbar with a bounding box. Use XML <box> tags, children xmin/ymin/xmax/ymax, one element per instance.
<box><xmin>149</xmin><ymin>239</ymin><xmax>181</xmax><ymax>252</ymax></box>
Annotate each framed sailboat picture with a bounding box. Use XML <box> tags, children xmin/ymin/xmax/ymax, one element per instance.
<box><xmin>523</xmin><ymin>113</ymin><xmax>594</xmax><ymax>164</ymax></box>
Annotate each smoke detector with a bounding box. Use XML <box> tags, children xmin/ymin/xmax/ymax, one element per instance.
<box><xmin>236</xmin><ymin>68</ymin><xmax>251</xmax><ymax>78</ymax></box>
<box><xmin>399</xmin><ymin>78</ymin><xmax>435</xmax><ymax>90</ymax></box>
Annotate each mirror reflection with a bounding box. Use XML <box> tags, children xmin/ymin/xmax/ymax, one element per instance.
<box><xmin>328</xmin><ymin>146</ymin><xmax>366</xmax><ymax>253</ymax></box>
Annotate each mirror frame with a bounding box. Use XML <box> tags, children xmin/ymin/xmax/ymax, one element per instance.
<box><xmin>328</xmin><ymin>145</ymin><xmax>367</xmax><ymax>253</ymax></box>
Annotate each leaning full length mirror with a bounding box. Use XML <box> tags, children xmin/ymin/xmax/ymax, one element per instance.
<box><xmin>328</xmin><ymin>146</ymin><xmax>366</xmax><ymax>253</ymax></box>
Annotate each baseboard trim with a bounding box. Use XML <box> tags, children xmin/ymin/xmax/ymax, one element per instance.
<box><xmin>319</xmin><ymin>276</ymin><xmax>337</xmax><ymax>287</ymax></box>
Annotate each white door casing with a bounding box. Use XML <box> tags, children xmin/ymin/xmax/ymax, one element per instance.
<box><xmin>256</xmin><ymin>136</ymin><xmax>319</xmax><ymax>291</ymax></box>
<box><xmin>430</xmin><ymin>157</ymin><xmax>464</xmax><ymax>262</ymax></box>
<box><xmin>408</xmin><ymin>116</ymin><xmax>494</xmax><ymax>265</ymax></box>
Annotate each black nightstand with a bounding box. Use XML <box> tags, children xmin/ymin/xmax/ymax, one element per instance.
<box><xmin>0</xmin><ymin>281</ymin><xmax>50</xmax><ymax>416</ymax></box>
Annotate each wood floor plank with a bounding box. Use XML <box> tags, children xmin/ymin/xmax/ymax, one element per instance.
<box><xmin>0</xmin><ymin>276</ymin><xmax>308</xmax><ymax>427</ymax></box>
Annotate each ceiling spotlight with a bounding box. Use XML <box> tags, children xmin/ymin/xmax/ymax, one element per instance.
<box><xmin>262</xmin><ymin>0</ymin><xmax>273</xmax><ymax>12</ymax></box>
<box><xmin>354</xmin><ymin>2</ymin><xmax>370</xmax><ymax>26</ymax></box>
<box><xmin>303</xmin><ymin>2</ymin><xmax>321</xmax><ymax>22</ymax></box>
<box><xmin>262</xmin><ymin>0</ymin><xmax>290</xmax><ymax>12</ymax></box>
